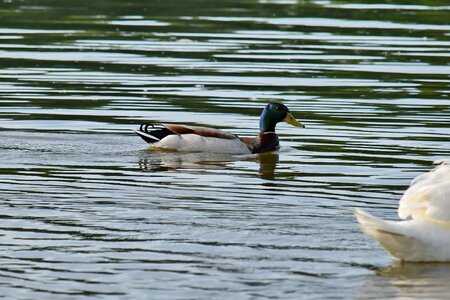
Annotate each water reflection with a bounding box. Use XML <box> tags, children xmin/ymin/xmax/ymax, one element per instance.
<box><xmin>360</xmin><ymin>262</ymin><xmax>450</xmax><ymax>299</ymax></box>
<box><xmin>252</xmin><ymin>152</ymin><xmax>279</xmax><ymax>180</ymax></box>
<box><xmin>138</xmin><ymin>150</ymin><xmax>279</xmax><ymax>180</ymax></box>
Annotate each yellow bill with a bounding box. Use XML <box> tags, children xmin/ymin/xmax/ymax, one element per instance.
<box><xmin>283</xmin><ymin>112</ymin><xmax>305</xmax><ymax>128</ymax></box>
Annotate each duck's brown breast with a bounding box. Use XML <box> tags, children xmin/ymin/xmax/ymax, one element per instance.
<box><xmin>240</xmin><ymin>132</ymin><xmax>279</xmax><ymax>154</ymax></box>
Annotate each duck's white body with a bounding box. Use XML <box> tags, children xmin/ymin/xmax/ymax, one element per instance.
<box><xmin>150</xmin><ymin>134</ymin><xmax>252</xmax><ymax>154</ymax></box>
<box><xmin>354</xmin><ymin>160</ymin><xmax>450</xmax><ymax>262</ymax></box>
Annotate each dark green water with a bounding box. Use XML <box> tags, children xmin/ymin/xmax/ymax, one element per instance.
<box><xmin>0</xmin><ymin>0</ymin><xmax>449</xmax><ymax>298</ymax></box>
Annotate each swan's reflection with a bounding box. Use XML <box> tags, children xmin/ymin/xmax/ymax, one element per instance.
<box><xmin>360</xmin><ymin>261</ymin><xmax>450</xmax><ymax>299</ymax></box>
<box><xmin>138</xmin><ymin>150</ymin><xmax>279</xmax><ymax>180</ymax></box>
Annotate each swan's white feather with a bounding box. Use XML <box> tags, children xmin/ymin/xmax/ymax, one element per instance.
<box><xmin>150</xmin><ymin>134</ymin><xmax>251</xmax><ymax>154</ymax></box>
<box><xmin>353</xmin><ymin>208</ymin><xmax>450</xmax><ymax>262</ymax></box>
<box><xmin>354</xmin><ymin>161</ymin><xmax>450</xmax><ymax>262</ymax></box>
<box><xmin>398</xmin><ymin>163</ymin><xmax>450</xmax><ymax>224</ymax></box>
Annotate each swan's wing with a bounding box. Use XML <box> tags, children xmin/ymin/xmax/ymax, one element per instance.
<box><xmin>398</xmin><ymin>162</ymin><xmax>450</xmax><ymax>225</ymax></box>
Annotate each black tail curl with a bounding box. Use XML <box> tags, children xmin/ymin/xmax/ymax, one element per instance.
<box><xmin>135</xmin><ymin>123</ymin><xmax>174</xmax><ymax>144</ymax></box>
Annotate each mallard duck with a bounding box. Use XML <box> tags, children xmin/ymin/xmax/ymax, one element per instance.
<box><xmin>353</xmin><ymin>160</ymin><xmax>450</xmax><ymax>262</ymax></box>
<box><xmin>135</xmin><ymin>102</ymin><xmax>304</xmax><ymax>154</ymax></box>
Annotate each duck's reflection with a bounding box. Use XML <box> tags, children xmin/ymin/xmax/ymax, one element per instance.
<box><xmin>138</xmin><ymin>150</ymin><xmax>279</xmax><ymax>180</ymax></box>
<box><xmin>360</xmin><ymin>261</ymin><xmax>450</xmax><ymax>299</ymax></box>
<box><xmin>246</xmin><ymin>151</ymin><xmax>279</xmax><ymax>180</ymax></box>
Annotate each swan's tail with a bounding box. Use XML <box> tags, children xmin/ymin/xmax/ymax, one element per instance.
<box><xmin>352</xmin><ymin>208</ymin><xmax>418</xmax><ymax>261</ymax></box>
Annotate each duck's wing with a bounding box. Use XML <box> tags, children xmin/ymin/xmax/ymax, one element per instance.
<box><xmin>163</xmin><ymin>124</ymin><xmax>238</xmax><ymax>140</ymax></box>
<box><xmin>398</xmin><ymin>162</ymin><xmax>450</xmax><ymax>225</ymax></box>
<box><xmin>135</xmin><ymin>123</ymin><xmax>238</xmax><ymax>144</ymax></box>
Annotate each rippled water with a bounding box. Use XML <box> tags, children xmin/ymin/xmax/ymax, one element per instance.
<box><xmin>1</xmin><ymin>0</ymin><xmax>449</xmax><ymax>298</ymax></box>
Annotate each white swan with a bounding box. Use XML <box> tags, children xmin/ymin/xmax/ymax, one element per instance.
<box><xmin>353</xmin><ymin>160</ymin><xmax>450</xmax><ymax>262</ymax></box>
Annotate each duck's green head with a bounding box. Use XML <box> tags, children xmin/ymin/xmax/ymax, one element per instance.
<box><xmin>259</xmin><ymin>102</ymin><xmax>304</xmax><ymax>133</ymax></box>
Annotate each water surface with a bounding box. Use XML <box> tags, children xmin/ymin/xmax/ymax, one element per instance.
<box><xmin>0</xmin><ymin>0</ymin><xmax>449</xmax><ymax>299</ymax></box>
